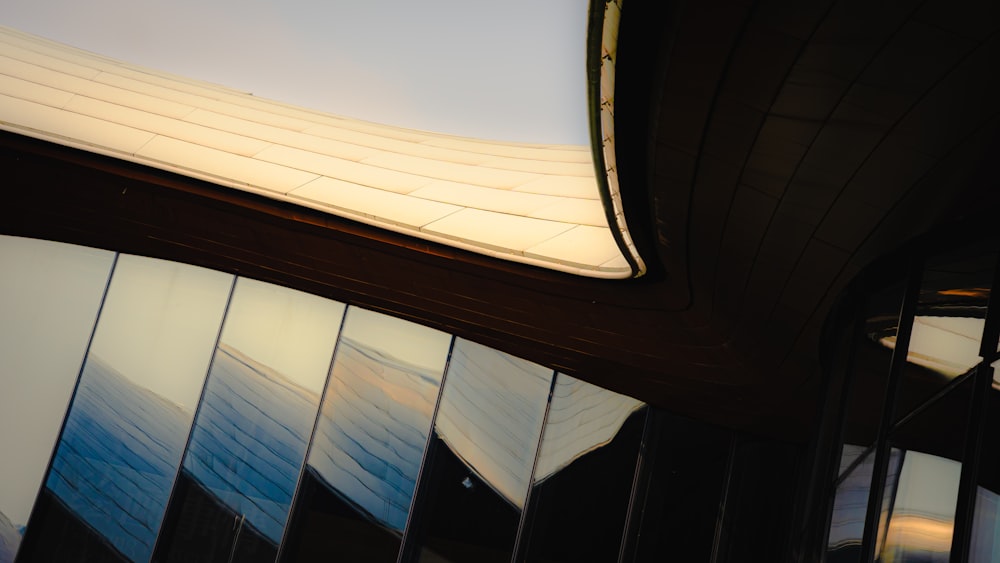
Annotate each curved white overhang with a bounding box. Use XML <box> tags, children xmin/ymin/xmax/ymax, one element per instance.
<box><xmin>0</xmin><ymin>25</ymin><xmax>643</xmax><ymax>279</ymax></box>
<box><xmin>590</xmin><ymin>0</ymin><xmax>647</xmax><ymax>278</ymax></box>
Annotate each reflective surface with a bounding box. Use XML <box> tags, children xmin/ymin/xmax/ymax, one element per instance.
<box><xmin>891</xmin><ymin>249</ymin><xmax>993</xmax><ymax>421</ymax></box>
<box><xmin>843</xmin><ymin>281</ymin><xmax>906</xmax><ymax>449</ymax></box>
<box><xmin>433</xmin><ymin>339</ymin><xmax>553</xmax><ymax>507</ymax></box>
<box><xmin>519</xmin><ymin>373</ymin><xmax>645</xmax><ymax>562</ymax></box>
<box><xmin>877</xmin><ymin>377</ymin><xmax>972</xmax><ymax>562</ymax></box>
<box><xmin>0</xmin><ymin>236</ymin><xmax>114</xmax><ymax>563</ymax></box>
<box><xmin>282</xmin><ymin>307</ymin><xmax>450</xmax><ymax>561</ymax></box>
<box><xmin>155</xmin><ymin>278</ymin><xmax>345</xmax><ymax>561</ymax></box>
<box><xmin>413</xmin><ymin>339</ymin><xmax>554</xmax><ymax>562</ymax></box>
<box><xmin>827</xmin><ymin>448</ymin><xmax>876</xmax><ymax>561</ymax></box>
<box><xmin>971</xmin><ymin>364</ymin><xmax>1000</xmax><ymax>562</ymax></box>
<box><xmin>0</xmin><ymin>237</ymin><xmax>665</xmax><ymax>562</ymax></box>
<box><xmin>20</xmin><ymin>255</ymin><xmax>233</xmax><ymax>562</ymax></box>
<box><xmin>629</xmin><ymin>412</ymin><xmax>732</xmax><ymax>562</ymax></box>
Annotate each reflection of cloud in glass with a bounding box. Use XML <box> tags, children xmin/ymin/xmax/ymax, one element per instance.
<box><xmin>533</xmin><ymin>373</ymin><xmax>643</xmax><ymax>483</ymax></box>
<box><xmin>47</xmin><ymin>355</ymin><xmax>193</xmax><ymax>562</ymax></box>
<box><xmin>879</xmin><ymin>316</ymin><xmax>984</xmax><ymax>378</ymax></box>
<box><xmin>435</xmin><ymin>339</ymin><xmax>553</xmax><ymax>508</ymax></box>
<box><xmin>184</xmin><ymin>344</ymin><xmax>326</xmax><ymax>545</ymax></box>
<box><xmin>40</xmin><ymin>254</ymin><xmax>232</xmax><ymax>562</ymax></box>
<box><xmin>220</xmin><ymin>278</ymin><xmax>346</xmax><ymax>395</ymax></box>
<box><xmin>0</xmin><ymin>237</ymin><xmax>113</xmax><ymax>535</ymax></box>
<box><xmin>307</xmin><ymin>308</ymin><xmax>449</xmax><ymax>531</ymax></box>
<box><xmin>88</xmin><ymin>254</ymin><xmax>234</xmax><ymax>411</ymax></box>
<box><xmin>181</xmin><ymin>279</ymin><xmax>344</xmax><ymax>545</ymax></box>
<box><xmin>337</xmin><ymin>307</ymin><xmax>451</xmax><ymax>376</ymax></box>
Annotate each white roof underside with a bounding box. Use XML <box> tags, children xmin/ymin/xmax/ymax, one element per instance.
<box><xmin>0</xmin><ymin>26</ymin><xmax>634</xmax><ymax>278</ymax></box>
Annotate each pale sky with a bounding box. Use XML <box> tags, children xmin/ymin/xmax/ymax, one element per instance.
<box><xmin>2</xmin><ymin>0</ymin><xmax>590</xmax><ymax>144</ymax></box>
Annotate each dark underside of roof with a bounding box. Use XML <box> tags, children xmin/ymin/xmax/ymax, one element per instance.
<box><xmin>3</xmin><ymin>0</ymin><xmax>999</xmax><ymax>441</ymax></box>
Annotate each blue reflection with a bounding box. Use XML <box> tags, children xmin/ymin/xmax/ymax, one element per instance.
<box><xmin>46</xmin><ymin>355</ymin><xmax>190</xmax><ymax>562</ymax></box>
<box><xmin>309</xmin><ymin>336</ymin><xmax>444</xmax><ymax>532</ymax></box>
<box><xmin>183</xmin><ymin>344</ymin><xmax>321</xmax><ymax>545</ymax></box>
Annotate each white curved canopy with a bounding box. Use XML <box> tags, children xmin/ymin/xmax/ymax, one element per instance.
<box><xmin>0</xmin><ymin>26</ymin><xmax>639</xmax><ymax>278</ymax></box>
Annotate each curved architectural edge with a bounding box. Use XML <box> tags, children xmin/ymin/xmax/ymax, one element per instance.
<box><xmin>587</xmin><ymin>0</ymin><xmax>647</xmax><ymax>277</ymax></box>
<box><xmin>0</xmin><ymin>25</ymin><xmax>641</xmax><ymax>279</ymax></box>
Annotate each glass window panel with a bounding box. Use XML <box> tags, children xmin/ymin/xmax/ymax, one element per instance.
<box><xmin>971</xmin><ymin>487</ymin><xmax>1000</xmax><ymax>563</ymax></box>
<box><xmin>827</xmin><ymin>448</ymin><xmax>889</xmax><ymax>562</ymax></box>
<box><xmin>518</xmin><ymin>373</ymin><xmax>645</xmax><ymax>562</ymax></box>
<box><xmin>838</xmin><ymin>444</ymin><xmax>869</xmax><ymax>478</ymax></box>
<box><xmin>154</xmin><ymin>278</ymin><xmax>345</xmax><ymax>562</ymax></box>
<box><xmin>412</xmin><ymin>338</ymin><xmax>553</xmax><ymax>562</ymax></box>
<box><xmin>877</xmin><ymin>377</ymin><xmax>972</xmax><ymax>562</ymax></box>
<box><xmin>18</xmin><ymin>254</ymin><xmax>233</xmax><ymax>563</ymax></box>
<box><xmin>0</xmin><ymin>236</ymin><xmax>114</xmax><ymax>563</ymax></box>
<box><xmin>970</xmin><ymin>363</ymin><xmax>1000</xmax><ymax>562</ymax></box>
<box><xmin>629</xmin><ymin>411</ymin><xmax>732</xmax><ymax>562</ymax></box>
<box><xmin>879</xmin><ymin>451</ymin><xmax>961</xmax><ymax>561</ymax></box>
<box><xmin>281</xmin><ymin>307</ymin><xmax>450</xmax><ymax>562</ymax></box>
<box><xmin>888</xmin><ymin>248</ymin><xmax>993</xmax><ymax>421</ymax></box>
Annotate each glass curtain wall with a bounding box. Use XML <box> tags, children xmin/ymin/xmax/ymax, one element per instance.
<box><xmin>515</xmin><ymin>373</ymin><xmax>646</xmax><ymax>562</ymax></box>
<box><xmin>19</xmin><ymin>254</ymin><xmax>235</xmax><ymax>562</ymax></box>
<box><xmin>407</xmin><ymin>338</ymin><xmax>554</xmax><ymax>562</ymax></box>
<box><xmin>823</xmin><ymin>235</ymin><xmax>1000</xmax><ymax>562</ymax></box>
<box><xmin>0</xmin><ymin>236</ymin><xmax>114</xmax><ymax>562</ymax></box>
<box><xmin>281</xmin><ymin>307</ymin><xmax>451</xmax><ymax>562</ymax></box>
<box><xmin>153</xmin><ymin>278</ymin><xmax>346</xmax><ymax>562</ymax></box>
<box><xmin>1</xmin><ymin>236</ymin><xmax>736</xmax><ymax>563</ymax></box>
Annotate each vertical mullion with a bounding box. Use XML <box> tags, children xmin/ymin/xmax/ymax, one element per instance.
<box><xmin>510</xmin><ymin>370</ymin><xmax>558</xmax><ymax>562</ymax></box>
<box><xmin>818</xmin><ymin>310</ymin><xmax>865</xmax><ymax>558</ymax></box>
<box><xmin>150</xmin><ymin>273</ymin><xmax>238</xmax><ymax>560</ymax></box>
<box><xmin>617</xmin><ymin>406</ymin><xmax>655</xmax><ymax>563</ymax></box>
<box><xmin>273</xmin><ymin>301</ymin><xmax>350</xmax><ymax>562</ymax></box>
<box><xmin>17</xmin><ymin>252</ymin><xmax>119</xmax><ymax>557</ymax></box>
<box><xmin>860</xmin><ymin>256</ymin><xmax>922</xmax><ymax>561</ymax></box>
<box><xmin>397</xmin><ymin>335</ymin><xmax>457</xmax><ymax>563</ymax></box>
<box><xmin>949</xmin><ymin>252</ymin><xmax>1000</xmax><ymax>562</ymax></box>
<box><xmin>710</xmin><ymin>436</ymin><xmax>738</xmax><ymax>563</ymax></box>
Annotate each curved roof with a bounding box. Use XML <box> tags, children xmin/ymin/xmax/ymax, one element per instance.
<box><xmin>0</xmin><ymin>25</ymin><xmax>641</xmax><ymax>278</ymax></box>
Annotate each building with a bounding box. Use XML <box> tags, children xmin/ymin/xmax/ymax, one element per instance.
<box><xmin>1</xmin><ymin>0</ymin><xmax>999</xmax><ymax>561</ymax></box>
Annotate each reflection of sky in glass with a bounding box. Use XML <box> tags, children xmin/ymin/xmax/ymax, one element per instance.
<box><xmin>44</xmin><ymin>255</ymin><xmax>233</xmax><ymax>562</ymax></box>
<box><xmin>435</xmin><ymin>338</ymin><xmax>553</xmax><ymax>508</ymax></box>
<box><xmin>533</xmin><ymin>373</ymin><xmax>643</xmax><ymax>483</ymax></box>
<box><xmin>88</xmin><ymin>254</ymin><xmax>235</xmax><ymax>411</ymax></box>
<box><xmin>827</xmin><ymin>449</ymin><xmax>876</xmax><ymax>554</ymax></box>
<box><xmin>217</xmin><ymin>278</ymin><xmax>347</xmax><ymax>395</ymax></box>
<box><xmin>308</xmin><ymin>307</ymin><xmax>450</xmax><ymax>531</ymax></box>
<box><xmin>971</xmin><ymin>487</ymin><xmax>1000</xmax><ymax>561</ymax></box>
<box><xmin>183</xmin><ymin>279</ymin><xmax>345</xmax><ymax>544</ymax></box>
<box><xmin>0</xmin><ymin>237</ymin><xmax>113</xmax><ymax>543</ymax></box>
<box><xmin>879</xmin><ymin>451</ymin><xmax>960</xmax><ymax>562</ymax></box>
<box><xmin>838</xmin><ymin>444</ymin><xmax>868</xmax><ymax>477</ymax></box>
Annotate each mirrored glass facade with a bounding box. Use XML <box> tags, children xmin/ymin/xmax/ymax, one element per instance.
<box><xmin>822</xmin><ymin>235</ymin><xmax>1000</xmax><ymax>562</ymax></box>
<box><xmin>2</xmin><ymin>237</ymin><xmax>751</xmax><ymax>563</ymax></box>
<box><xmin>154</xmin><ymin>278</ymin><xmax>345</xmax><ymax>562</ymax></box>
<box><xmin>0</xmin><ymin>236</ymin><xmax>114</xmax><ymax>562</ymax></box>
<box><xmin>19</xmin><ymin>254</ymin><xmax>234</xmax><ymax>562</ymax></box>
